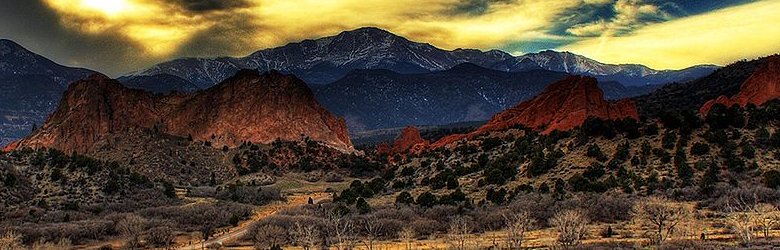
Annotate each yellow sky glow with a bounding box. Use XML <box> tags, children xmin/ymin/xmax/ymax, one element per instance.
<box><xmin>41</xmin><ymin>0</ymin><xmax>780</xmax><ymax>70</ymax></box>
<box><xmin>563</xmin><ymin>0</ymin><xmax>780</xmax><ymax>69</ymax></box>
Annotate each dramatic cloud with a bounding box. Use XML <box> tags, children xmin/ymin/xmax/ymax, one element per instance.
<box><xmin>0</xmin><ymin>0</ymin><xmax>774</xmax><ymax>75</ymax></box>
<box><xmin>567</xmin><ymin>0</ymin><xmax>672</xmax><ymax>37</ymax></box>
<box><xmin>563</xmin><ymin>0</ymin><xmax>780</xmax><ymax>69</ymax></box>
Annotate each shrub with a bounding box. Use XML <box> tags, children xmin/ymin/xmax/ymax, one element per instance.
<box><xmin>395</xmin><ymin>192</ymin><xmax>414</xmax><ymax>205</ymax></box>
<box><xmin>416</xmin><ymin>192</ymin><xmax>438</xmax><ymax>208</ymax></box>
<box><xmin>586</xmin><ymin>144</ymin><xmax>607</xmax><ymax>162</ymax></box>
<box><xmin>662</xmin><ymin>132</ymin><xmax>677</xmax><ymax>150</ymax></box>
<box><xmin>764</xmin><ymin>170</ymin><xmax>780</xmax><ymax>189</ymax></box>
<box><xmin>549</xmin><ymin>210</ymin><xmax>589</xmax><ymax>248</ymax></box>
<box><xmin>690</xmin><ymin>142</ymin><xmax>710</xmax><ymax>156</ymax></box>
<box><xmin>356</xmin><ymin>198</ymin><xmax>371</xmax><ymax>214</ymax></box>
<box><xmin>146</xmin><ymin>226</ymin><xmax>174</xmax><ymax>248</ymax></box>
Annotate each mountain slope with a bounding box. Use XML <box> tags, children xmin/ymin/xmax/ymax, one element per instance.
<box><xmin>118</xmin><ymin>73</ymin><xmax>200</xmax><ymax>94</ymax></box>
<box><xmin>432</xmin><ymin>76</ymin><xmax>639</xmax><ymax>147</ymax></box>
<box><xmin>314</xmin><ymin>64</ymin><xmax>653</xmax><ymax>132</ymax></box>
<box><xmin>122</xmin><ymin>27</ymin><xmax>715</xmax><ymax>89</ymax></box>
<box><xmin>494</xmin><ymin>50</ymin><xmax>719</xmax><ymax>86</ymax></box>
<box><xmin>0</xmin><ymin>39</ymin><xmax>96</xmax><ymax>146</ymax></box>
<box><xmin>6</xmin><ymin>70</ymin><xmax>354</xmax><ymax>153</ymax></box>
<box><xmin>636</xmin><ymin>56</ymin><xmax>770</xmax><ymax>118</ymax></box>
<box><xmin>700</xmin><ymin>55</ymin><xmax>780</xmax><ymax>114</ymax></box>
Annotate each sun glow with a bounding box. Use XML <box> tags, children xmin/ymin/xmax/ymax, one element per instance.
<box><xmin>80</xmin><ymin>0</ymin><xmax>130</xmax><ymax>16</ymax></box>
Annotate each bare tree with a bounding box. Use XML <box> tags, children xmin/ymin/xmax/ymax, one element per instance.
<box><xmin>632</xmin><ymin>197</ymin><xmax>691</xmax><ymax>245</ymax></box>
<box><xmin>292</xmin><ymin>222</ymin><xmax>320</xmax><ymax>250</ymax></box>
<box><xmin>549</xmin><ymin>210</ymin><xmax>589</xmax><ymax>249</ymax></box>
<box><xmin>398</xmin><ymin>227</ymin><xmax>416</xmax><ymax>250</ymax></box>
<box><xmin>325</xmin><ymin>211</ymin><xmax>356</xmax><ymax>250</ymax></box>
<box><xmin>362</xmin><ymin>215</ymin><xmax>384</xmax><ymax>250</ymax></box>
<box><xmin>724</xmin><ymin>197</ymin><xmax>761</xmax><ymax>245</ymax></box>
<box><xmin>754</xmin><ymin>203</ymin><xmax>780</xmax><ymax>238</ymax></box>
<box><xmin>447</xmin><ymin>216</ymin><xmax>472</xmax><ymax>250</ymax></box>
<box><xmin>147</xmin><ymin>226</ymin><xmax>175</xmax><ymax>248</ymax></box>
<box><xmin>117</xmin><ymin>214</ymin><xmax>146</xmax><ymax>249</ymax></box>
<box><xmin>504</xmin><ymin>211</ymin><xmax>535</xmax><ymax>249</ymax></box>
<box><xmin>0</xmin><ymin>231</ymin><xmax>23</xmax><ymax>250</ymax></box>
<box><xmin>252</xmin><ymin>225</ymin><xmax>286</xmax><ymax>250</ymax></box>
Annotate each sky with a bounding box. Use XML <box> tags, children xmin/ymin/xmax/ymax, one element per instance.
<box><xmin>1</xmin><ymin>0</ymin><xmax>779</xmax><ymax>76</ymax></box>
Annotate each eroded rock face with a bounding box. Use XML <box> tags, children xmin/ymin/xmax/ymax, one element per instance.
<box><xmin>6</xmin><ymin>70</ymin><xmax>354</xmax><ymax>153</ymax></box>
<box><xmin>700</xmin><ymin>55</ymin><xmax>780</xmax><ymax>115</ymax></box>
<box><xmin>431</xmin><ymin>76</ymin><xmax>639</xmax><ymax>148</ymax></box>
<box><xmin>375</xmin><ymin>126</ymin><xmax>430</xmax><ymax>155</ymax></box>
<box><xmin>392</xmin><ymin>126</ymin><xmax>429</xmax><ymax>154</ymax></box>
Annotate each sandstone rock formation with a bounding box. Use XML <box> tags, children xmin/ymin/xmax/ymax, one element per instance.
<box><xmin>6</xmin><ymin>70</ymin><xmax>354</xmax><ymax>153</ymax></box>
<box><xmin>386</xmin><ymin>126</ymin><xmax>429</xmax><ymax>154</ymax></box>
<box><xmin>700</xmin><ymin>55</ymin><xmax>780</xmax><ymax>115</ymax></box>
<box><xmin>431</xmin><ymin>76</ymin><xmax>639</xmax><ymax>148</ymax></box>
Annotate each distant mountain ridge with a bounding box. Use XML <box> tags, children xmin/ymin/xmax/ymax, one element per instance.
<box><xmin>122</xmin><ymin>27</ymin><xmax>717</xmax><ymax>88</ymax></box>
<box><xmin>314</xmin><ymin>64</ymin><xmax>656</xmax><ymax>132</ymax></box>
<box><xmin>432</xmin><ymin>76</ymin><xmax>639</xmax><ymax>148</ymax></box>
<box><xmin>0</xmin><ymin>39</ymin><xmax>96</xmax><ymax>146</ymax></box>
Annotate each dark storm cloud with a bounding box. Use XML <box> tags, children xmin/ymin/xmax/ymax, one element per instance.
<box><xmin>0</xmin><ymin>0</ymin><xmax>153</xmax><ymax>76</ymax></box>
<box><xmin>451</xmin><ymin>0</ymin><xmax>513</xmax><ymax>16</ymax></box>
<box><xmin>0</xmin><ymin>0</ymin><xmax>261</xmax><ymax>76</ymax></box>
<box><xmin>165</xmin><ymin>0</ymin><xmax>252</xmax><ymax>13</ymax></box>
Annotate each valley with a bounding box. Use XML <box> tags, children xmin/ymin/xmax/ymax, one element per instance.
<box><xmin>0</xmin><ymin>16</ymin><xmax>778</xmax><ymax>250</ymax></box>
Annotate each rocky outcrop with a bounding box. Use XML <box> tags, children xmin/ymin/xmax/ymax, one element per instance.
<box><xmin>390</xmin><ymin>126</ymin><xmax>430</xmax><ymax>154</ymax></box>
<box><xmin>6</xmin><ymin>70</ymin><xmax>354</xmax><ymax>153</ymax></box>
<box><xmin>431</xmin><ymin>76</ymin><xmax>639</xmax><ymax>148</ymax></box>
<box><xmin>700</xmin><ymin>55</ymin><xmax>780</xmax><ymax>115</ymax></box>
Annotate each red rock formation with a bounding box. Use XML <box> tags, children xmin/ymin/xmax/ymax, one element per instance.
<box><xmin>431</xmin><ymin>76</ymin><xmax>638</xmax><ymax>148</ymax></box>
<box><xmin>391</xmin><ymin>126</ymin><xmax>429</xmax><ymax>154</ymax></box>
<box><xmin>7</xmin><ymin>70</ymin><xmax>354</xmax><ymax>153</ymax></box>
<box><xmin>700</xmin><ymin>55</ymin><xmax>780</xmax><ymax>115</ymax></box>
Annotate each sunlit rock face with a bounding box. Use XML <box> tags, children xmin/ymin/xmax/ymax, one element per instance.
<box><xmin>431</xmin><ymin>76</ymin><xmax>639</xmax><ymax>148</ymax></box>
<box><xmin>700</xmin><ymin>55</ymin><xmax>780</xmax><ymax>115</ymax></box>
<box><xmin>6</xmin><ymin>70</ymin><xmax>354</xmax><ymax>153</ymax></box>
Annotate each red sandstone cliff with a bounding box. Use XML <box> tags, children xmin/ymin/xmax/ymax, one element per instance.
<box><xmin>431</xmin><ymin>76</ymin><xmax>639</xmax><ymax>148</ymax></box>
<box><xmin>700</xmin><ymin>55</ymin><xmax>780</xmax><ymax>115</ymax></box>
<box><xmin>6</xmin><ymin>70</ymin><xmax>354</xmax><ymax>153</ymax></box>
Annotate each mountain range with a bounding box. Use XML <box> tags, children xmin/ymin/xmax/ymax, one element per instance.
<box><xmin>0</xmin><ymin>28</ymin><xmax>720</xmax><ymax>146</ymax></box>
<box><xmin>122</xmin><ymin>27</ymin><xmax>717</xmax><ymax>89</ymax></box>
<box><xmin>0</xmin><ymin>39</ymin><xmax>96</xmax><ymax>146</ymax></box>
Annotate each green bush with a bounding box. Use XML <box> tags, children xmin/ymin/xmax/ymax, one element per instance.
<box><xmin>416</xmin><ymin>191</ymin><xmax>438</xmax><ymax>208</ymax></box>
<box><xmin>690</xmin><ymin>142</ymin><xmax>710</xmax><ymax>156</ymax></box>
<box><xmin>764</xmin><ymin>170</ymin><xmax>780</xmax><ymax>189</ymax></box>
<box><xmin>356</xmin><ymin>198</ymin><xmax>371</xmax><ymax>214</ymax></box>
<box><xmin>662</xmin><ymin>132</ymin><xmax>677</xmax><ymax>150</ymax></box>
<box><xmin>586</xmin><ymin>144</ymin><xmax>607</xmax><ymax>161</ymax></box>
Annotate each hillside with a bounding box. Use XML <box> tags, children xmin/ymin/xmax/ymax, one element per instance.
<box><xmin>315</xmin><ymin>65</ymin><xmax>653</xmax><ymax>131</ymax></box>
<box><xmin>0</xmin><ymin>39</ymin><xmax>96</xmax><ymax>146</ymax></box>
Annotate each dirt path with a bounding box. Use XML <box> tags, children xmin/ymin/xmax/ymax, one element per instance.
<box><xmin>176</xmin><ymin>193</ymin><xmax>330</xmax><ymax>250</ymax></box>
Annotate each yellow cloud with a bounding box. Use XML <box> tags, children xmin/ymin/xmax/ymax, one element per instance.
<box><xmin>43</xmin><ymin>0</ymin><xmax>603</xmax><ymax>58</ymax></box>
<box><xmin>247</xmin><ymin>0</ymin><xmax>587</xmax><ymax>50</ymax></box>
<box><xmin>44</xmin><ymin>0</ymin><xmax>213</xmax><ymax>57</ymax></box>
<box><xmin>563</xmin><ymin>0</ymin><xmax>780</xmax><ymax>69</ymax></box>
